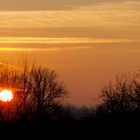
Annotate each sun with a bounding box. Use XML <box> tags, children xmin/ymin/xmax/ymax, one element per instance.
<box><xmin>0</xmin><ymin>89</ymin><xmax>13</xmax><ymax>102</ymax></box>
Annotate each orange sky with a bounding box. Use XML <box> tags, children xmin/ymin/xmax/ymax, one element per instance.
<box><xmin>0</xmin><ymin>0</ymin><xmax>140</xmax><ymax>106</ymax></box>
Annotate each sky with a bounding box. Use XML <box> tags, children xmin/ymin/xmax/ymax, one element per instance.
<box><xmin>0</xmin><ymin>0</ymin><xmax>140</xmax><ymax>105</ymax></box>
<box><xmin>0</xmin><ymin>0</ymin><xmax>139</xmax><ymax>44</ymax></box>
<box><xmin>0</xmin><ymin>0</ymin><xmax>139</xmax><ymax>45</ymax></box>
<box><xmin>0</xmin><ymin>0</ymin><xmax>140</xmax><ymax>34</ymax></box>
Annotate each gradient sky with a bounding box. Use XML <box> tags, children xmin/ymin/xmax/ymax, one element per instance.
<box><xmin>0</xmin><ymin>0</ymin><xmax>140</xmax><ymax>30</ymax></box>
<box><xmin>0</xmin><ymin>0</ymin><xmax>139</xmax><ymax>39</ymax></box>
<box><xmin>0</xmin><ymin>0</ymin><xmax>139</xmax><ymax>45</ymax></box>
<box><xmin>0</xmin><ymin>0</ymin><xmax>140</xmax><ymax>106</ymax></box>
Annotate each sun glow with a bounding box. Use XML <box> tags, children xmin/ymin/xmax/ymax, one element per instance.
<box><xmin>0</xmin><ymin>89</ymin><xmax>13</xmax><ymax>102</ymax></box>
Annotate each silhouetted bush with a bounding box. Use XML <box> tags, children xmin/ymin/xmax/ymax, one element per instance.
<box><xmin>52</xmin><ymin>104</ymin><xmax>96</xmax><ymax>120</ymax></box>
<box><xmin>96</xmin><ymin>74</ymin><xmax>140</xmax><ymax>125</ymax></box>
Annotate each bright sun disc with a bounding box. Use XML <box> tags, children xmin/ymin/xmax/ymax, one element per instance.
<box><xmin>0</xmin><ymin>90</ymin><xmax>13</xmax><ymax>102</ymax></box>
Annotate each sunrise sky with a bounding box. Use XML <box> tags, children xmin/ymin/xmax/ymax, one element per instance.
<box><xmin>0</xmin><ymin>0</ymin><xmax>140</xmax><ymax>106</ymax></box>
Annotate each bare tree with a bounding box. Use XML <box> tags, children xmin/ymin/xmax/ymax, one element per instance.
<box><xmin>98</xmin><ymin>74</ymin><xmax>140</xmax><ymax>114</ymax></box>
<box><xmin>0</xmin><ymin>62</ymin><xmax>68</xmax><ymax>121</ymax></box>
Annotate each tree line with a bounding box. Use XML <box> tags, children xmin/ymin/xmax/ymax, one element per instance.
<box><xmin>0</xmin><ymin>62</ymin><xmax>140</xmax><ymax>127</ymax></box>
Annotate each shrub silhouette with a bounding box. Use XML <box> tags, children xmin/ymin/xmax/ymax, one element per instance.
<box><xmin>0</xmin><ymin>62</ymin><xmax>68</xmax><ymax>121</ymax></box>
<box><xmin>97</xmin><ymin>74</ymin><xmax>140</xmax><ymax>115</ymax></box>
<box><xmin>50</xmin><ymin>104</ymin><xmax>96</xmax><ymax>120</ymax></box>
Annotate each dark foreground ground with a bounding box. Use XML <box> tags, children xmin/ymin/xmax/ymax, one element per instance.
<box><xmin>0</xmin><ymin>118</ymin><xmax>139</xmax><ymax>139</ymax></box>
<box><xmin>0</xmin><ymin>112</ymin><xmax>140</xmax><ymax>139</ymax></box>
<box><xmin>0</xmin><ymin>114</ymin><xmax>140</xmax><ymax>131</ymax></box>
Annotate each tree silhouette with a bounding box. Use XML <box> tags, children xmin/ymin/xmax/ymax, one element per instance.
<box><xmin>98</xmin><ymin>74</ymin><xmax>140</xmax><ymax>114</ymax></box>
<box><xmin>0</xmin><ymin>62</ymin><xmax>68</xmax><ymax>121</ymax></box>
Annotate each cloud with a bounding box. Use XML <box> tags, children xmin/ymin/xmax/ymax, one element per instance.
<box><xmin>0</xmin><ymin>0</ymin><xmax>139</xmax><ymax>11</ymax></box>
<box><xmin>0</xmin><ymin>37</ymin><xmax>139</xmax><ymax>44</ymax></box>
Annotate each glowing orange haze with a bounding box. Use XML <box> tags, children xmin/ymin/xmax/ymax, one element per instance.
<box><xmin>0</xmin><ymin>45</ymin><xmax>140</xmax><ymax>106</ymax></box>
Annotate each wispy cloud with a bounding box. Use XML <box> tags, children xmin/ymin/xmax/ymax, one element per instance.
<box><xmin>0</xmin><ymin>37</ymin><xmax>139</xmax><ymax>44</ymax></box>
<box><xmin>0</xmin><ymin>36</ymin><xmax>139</xmax><ymax>51</ymax></box>
<box><xmin>0</xmin><ymin>0</ymin><xmax>139</xmax><ymax>11</ymax></box>
<box><xmin>0</xmin><ymin>0</ymin><xmax>139</xmax><ymax>42</ymax></box>
<box><xmin>0</xmin><ymin>4</ymin><xmax>140</xmax><ymax>28</ymax></box>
